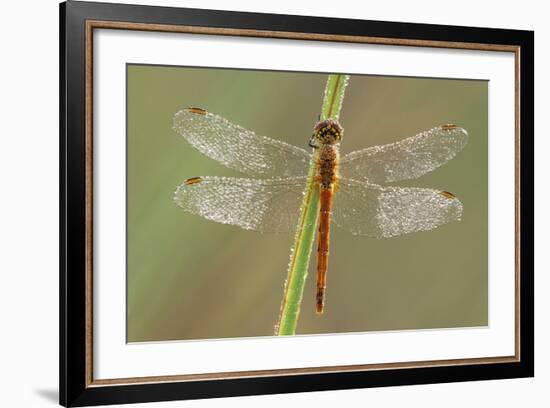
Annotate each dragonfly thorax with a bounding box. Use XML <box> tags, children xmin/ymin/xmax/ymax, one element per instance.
<box><xmin>309</xmin><ymin>119</ymin><xmax>343</xmax><ymax>148</ymax></box>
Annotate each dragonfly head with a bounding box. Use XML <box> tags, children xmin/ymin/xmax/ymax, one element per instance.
<box><xmin>309</xmin><ymin>119</ymin><xmax>344</xmax><ymax>148</ymax></box>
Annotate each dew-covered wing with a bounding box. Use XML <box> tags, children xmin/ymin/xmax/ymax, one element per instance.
<box><xmin>332</xmin><ymin>178</ymin><xmax>463</xmax><ymax>238</ymax></box>
<box><xmin>339</xmin><ymin>125</ymin><xmax>468</xmax><ymax>183</ymax></box>
<box><xmin>174</xmin><ymin>176</ymin><xmax>309</xmax><ymax>233</ymax></box>
<box><xmin>173</xmin><ymin>108</ymin><xmax>311</xmax><ymax>177</ymax></box>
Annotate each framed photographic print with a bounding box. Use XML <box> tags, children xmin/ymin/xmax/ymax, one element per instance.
<box><xmin>60</xmin><ymin>0</ymin><xmax>534</xmax><ymax>406</ymax></box>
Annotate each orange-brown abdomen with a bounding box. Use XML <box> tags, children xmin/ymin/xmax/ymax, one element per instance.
<box><xmin>315</xmin><ymin>143</ymin><xmax>339</xmax><ymax>314</ymax></box>
<box><xmin>316</xmin><ymin>187</ymin><xmax>333</xmax><ymax>314</ymax></box>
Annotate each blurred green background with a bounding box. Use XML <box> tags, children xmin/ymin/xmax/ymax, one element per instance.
<box><xmin>127</xmin><ymin>65</ymin><xmax>488</xmax><ymax>342</ymax></box>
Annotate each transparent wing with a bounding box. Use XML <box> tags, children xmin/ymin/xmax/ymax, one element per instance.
<box><xmin>174</xmin><ymin>176</ymin><xmax>308</xmax><ymax>233</ymax></box>
<box><xmin>173</xmin><ymin>108</ymin><xmax>311</xmax><ymax>177</ymax></box>
<box><xmin>333</xmin><ymin>178</ymin><xmax>463</xmax><ymax>238</ymax></box>
<box><xmin>339</xmin><ymin>125</ymin><xmax>468</xmax><ymax>183</ymax></box>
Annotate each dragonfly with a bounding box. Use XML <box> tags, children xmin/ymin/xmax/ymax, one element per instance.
<box><xmin>173</xmin><ymin>107</ymin><xmax>468</xmax><ymax>314</ymax></box>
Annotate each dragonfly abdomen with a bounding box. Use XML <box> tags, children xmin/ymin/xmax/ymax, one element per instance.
<box><xmin>316</xmin><ymin>144</ymin><xmax>339</xmax><ymax>314</ymax></box>
<box><xmin>316</xmin><ymin>187</ymin><xmax>334</xmax><ymax>314</ymax></box>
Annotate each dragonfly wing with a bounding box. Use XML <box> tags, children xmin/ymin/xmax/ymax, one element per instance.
<box><xmin>332</xmin><ymin>178</ymin><xmax>463</xmax><ymax>238</ymax></box>
<box><xmin>174</xmin><ymin>176</ymin><xmax>309</xmax><ymax>233</ymax></box>
<box><xmin>173</xmin><ymin>108</ymin><xmax>311</xmax><ymax>177</ymax></box>
<box><xmin>339</xmin><ymin>125</ymin><xmax>468</xmax><ymax>183</ymax></box>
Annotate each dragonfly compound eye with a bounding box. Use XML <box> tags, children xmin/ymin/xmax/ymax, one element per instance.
<box><xmin>313</xmin><ymin>119</ymin><xmax>344</xmax><ymax>145</ymax></box>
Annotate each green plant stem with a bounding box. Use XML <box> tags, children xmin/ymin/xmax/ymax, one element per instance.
<box><xmin>276</xmin><ymin>74</ymin><xmax>350</xmax><ymax>335</ymax></box>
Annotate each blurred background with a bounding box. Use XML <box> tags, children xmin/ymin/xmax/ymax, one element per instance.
<box><xmin>127</xmin><ymin>65</ymin><xmax>487</xmax><ymax>343</ymax></box>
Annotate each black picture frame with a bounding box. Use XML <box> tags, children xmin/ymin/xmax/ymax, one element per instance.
<box><xmin>60</xmin><ymin>1</ymin><xmax>534</xmax><ymax>406</ymax></box>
